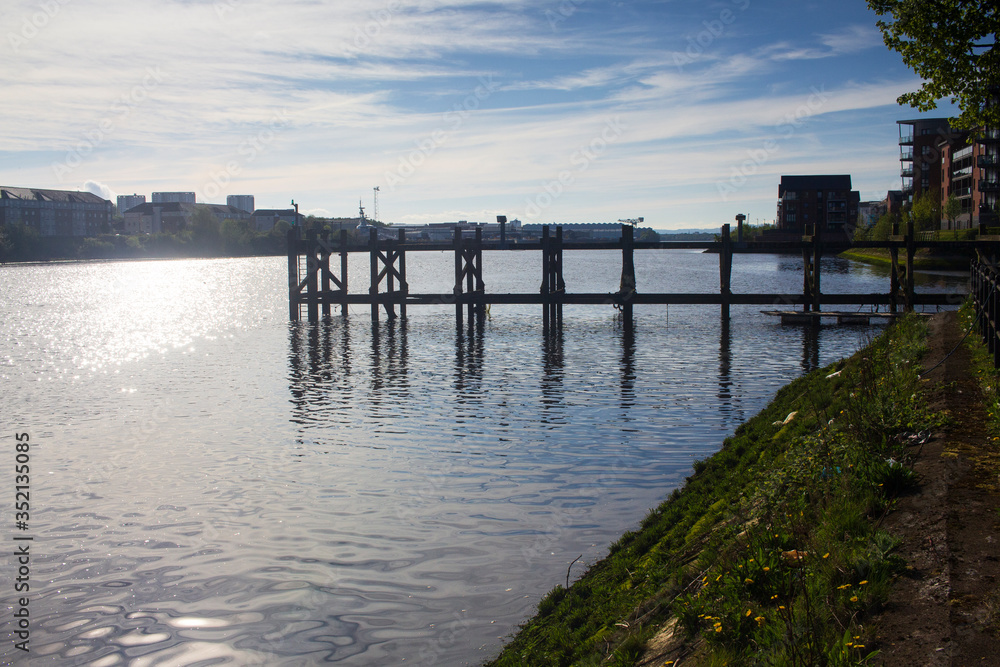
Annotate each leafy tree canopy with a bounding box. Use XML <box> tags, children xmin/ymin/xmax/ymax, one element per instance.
<box><xmin>868</xmin><ymin>0</ymin><xmax>998</xmax><ymax>130</ymax></box>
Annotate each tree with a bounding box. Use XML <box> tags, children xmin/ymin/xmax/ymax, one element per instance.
<box><xmin>868</xmin><ymin>0</ymin><xmax>999</xmax><ymax>130</ymax></box>
<box><xmin>944</xmin><ymin>193</ymin><xmax>963</xmax><ymax>229</ymax></box>
<box><xmin>908</xmin><ymin>192</ymin><xmax>941</xmax><ymax>231</ymax></box>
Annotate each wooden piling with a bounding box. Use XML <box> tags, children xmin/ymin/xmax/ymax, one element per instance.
<box><xmin>320</xmin><ymin>230</ymin><xmax>331</xmax><ymax>318</ymax></box>
<box><xmin>541</xmin><ymin>225</ymin><xmax>551</xmax><ymax>330</ymax></box>
<box><xmin>620</xmin><ymin>223</ymin><xmax>635</xmax><ymax>329</ymax></box>
<box><xmin>812</xmin><ymin>229</ymin><xmax>822</xmax><ymax>313</ymax></box>
<box><xmin>287</xmin><ymin>227</ymin><xmax>300</xmax><ymax>321</ymax></box>
<box><xmin>340</xmin><ymin>229</ymin><xmax>349</xmax><ymax>316</ymax></box>
<box><xmin>905</xmin><ymin>218</ymin><xmax>915</xmax><ymax>311</ymax></box>
<box><xmin>306</xmin><ymin>229</ymin><xmax>319</xmax><ymax>322</ymax></box>
<box><xmin>369</xmin><ymin>227</ymin><xmax>379</xmax><ymax>322</ymax></box>
<box><xmin>802</xmin><ymin>227</ymin><xmax>813</xmax><ymax>313</ymax></box>
<box><xmin>454</xmin><ymin>227</ymin><xmax>464</xmax><ymax>327</ymax></box>
<box><xmin>719</xmin><ymin>224</ymin><xmax>732</xmax><ymax>320</ymax></box>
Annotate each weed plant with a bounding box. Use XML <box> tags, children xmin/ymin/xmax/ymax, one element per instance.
<box><xmin>487</xmin><ymin>315</ymin><xmax>935</xmax><ymax>667</ymax></box>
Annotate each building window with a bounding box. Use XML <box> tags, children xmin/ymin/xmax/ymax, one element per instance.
<box><xmin>786</xmin><ymin>213</ymin><xmax>796</xmax><ymax>223</ymax></box>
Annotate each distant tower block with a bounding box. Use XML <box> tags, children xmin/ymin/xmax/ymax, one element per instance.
<box><xmin>373</xmin><ymin>186</ymin><xmax>380</xmax><ymax>223</ymax></box>
<box><xmin>152</xmin><ymin>192</ymin><xmax>196</xmax><ymax>204</ymax></box>
<box><xmin>227</xmin><ymin>195</ymin><xmax>255</xmax><ymax>213</ymax></box>
<box><xmin>117</xmin><ymin>193</ymin><xmax>145</xmax><ymax>214</ymax></box>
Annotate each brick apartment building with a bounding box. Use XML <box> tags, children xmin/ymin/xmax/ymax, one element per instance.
<box><xmin>940</xmin><ymin>128</ymin><xmax>1000</xmax><ymax>229</ymax></box>
<box><xmin>0</xmin><ymin>186</ymin><xmax>112</xmax><ymax>236</ymax></box>
<box><xmin>776</xmin><ymin>175</ymin><xmax>859</xmax><ymax>238</ymax></box>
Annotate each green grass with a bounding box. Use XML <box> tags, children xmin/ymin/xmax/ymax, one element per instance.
<box><xmin>486</xmin><ymin>314</ymin><xmax>938</xmax><ymax>666</ymax></box>
<box><xmin>839</xmin><ymin>247</ymin><xmax>972</xmax><ymax>271</ymax></box>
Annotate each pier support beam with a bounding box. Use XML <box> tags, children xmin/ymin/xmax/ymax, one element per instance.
<box><xmin>542</xmin><ymin>226</ymin><xmax>565</xmax><ymax>330</ymax></box>
<box><xmin>288</xmin><ymin>226</ymin><xmax>301</xmax><ymax>321</ymax></box>
<box><xmin>306</xmin><ymin>229</ymin><xmax>320</xmax><ymax>322</ymax></box>
<box><xmin>720</xmin><ymin>223</ymin><xmax>732</xmax><ymax>320</ymax></box>
<box><xmin>454</xmin><ymin>227</ymin><xmax>485</xmax><ymax>328</ymax></box>
<box><xmin>370</xmin><ymin>227</ymin><xmax>409</xmax><ymax>323</ymax></box>
<box><xmin>618</xmin><ymin>223</ymin><xmax>635</xmax><ymax>330</ymax></box>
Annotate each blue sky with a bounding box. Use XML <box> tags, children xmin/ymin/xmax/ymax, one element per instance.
<box><xmin>0</xmin><ymin>0</ymin><xmax>958</xmax><ymax>228</ymax></box>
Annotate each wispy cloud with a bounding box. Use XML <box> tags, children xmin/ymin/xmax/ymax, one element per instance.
<box><xmin>0</xmin><ymin>0</ymin><xmax>957</xmax><ymax>227</ymax></box>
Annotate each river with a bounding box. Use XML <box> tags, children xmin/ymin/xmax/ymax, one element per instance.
<box><xmin>0</xmin><ymin>250</ymin><xmax>966</xmax><ymax>665</ymax></box>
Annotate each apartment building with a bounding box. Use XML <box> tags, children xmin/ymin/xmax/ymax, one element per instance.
<box><xmin>775</xmin><ymin>175</ymin><xmax>859</xmax><ymax>238</ymax></box>
<box><xmin>940</xmin><ymin>128</ymin><xmax>1000</xmax><ymax>229</ymax></box>
<box><xmin>0</xmin><ymin>186</ymin><xmax>112</xmax><ymax>236</ymax></box>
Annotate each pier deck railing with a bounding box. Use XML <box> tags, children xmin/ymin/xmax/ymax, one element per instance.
<box><xmin>289</xmin><ymin>223</ymin><xmax>997</xmax><ymax>325</ymax></box>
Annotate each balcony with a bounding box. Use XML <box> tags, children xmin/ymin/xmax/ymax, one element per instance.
<box><xmin>899</xmin><ymin>134</ymin><xmax>914</xmax><ymax>145</ymax></box>
<box><xmin>979</xmin><ymin>154</ymin><xmax>998</xmax><ymax>167</ymax></box>
<box><xmin>953</xmin><ymin>166</ymin><xmax>974</xmax><ymax>179</ymax></box>
<box><xmin>899</xmin><ymin>149</ymin><xmax>914</xmax><ymax>160</ymax></box>
<box><xmin>954</xmin><ymin>145</ymin><xmax>974</xmax><ymax>160</ymax></box>
<box><xmin>901</xmin><ymin>166</ymin><xmax>914</xmax><ymax>177</ymax></box>
<box><xmin>981</xmin><ymin>180</ymin><xmax>1000</xmax><ymax>193</ymax></box>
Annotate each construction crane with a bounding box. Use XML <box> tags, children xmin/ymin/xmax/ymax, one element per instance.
<box><xmin>618</xmin><ymin>217</ymin><xmax>644</xmax><ymax>226</ymax></box>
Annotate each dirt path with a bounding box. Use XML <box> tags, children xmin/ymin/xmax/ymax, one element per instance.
<box><xmin>874</xmin><ymin>311</ymin><xmax>1000</xmax><ymax>665</ymax></box>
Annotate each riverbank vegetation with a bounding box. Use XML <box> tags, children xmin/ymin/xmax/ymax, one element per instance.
<box><xmin>488</xmin><ymin>314</ymin><xmax>940</xmax><ymax>666</ymax></box>
<box><xmin>0</xmin><ymin>215</ymin><xmax>367</xmax><ymax>263</ymax></box>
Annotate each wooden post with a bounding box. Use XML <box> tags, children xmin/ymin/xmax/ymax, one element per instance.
<box><xmin>620</xmin><ymin>223</ymin><xmax>635</xmax><ymax>329</ymax></box>
<box><xmin>473</xmin><ymin>227</ymin><xmax>484</xmax><ymax>320</ymax></box>
<box><xmin>541</xmin><ymin>225</ymin><xmax>551</xmax><ymax>330</ymax></box>
<box><xmin>398</xmin><ymin>228</ymin><xmax>407</xmax><ymax>320</ymax></box>
<box><xmin>905</xmin><ymin>217</ymin><xmax>915</xmax><ymax>311</ymax></box>
<box><xmin>369</xmin><ymin>227</ymin><xmax>379</xmax><ymax>323</ymax></box>
<box><xmin>340</xmin><ymin>229</ymin><xmax>349</xmax><ymax>317</ymax></box>
<box><xmin>802</xmin><ymin>225</ymin><xmax>812</xmax><ymax>313</ymax></box>
<box><xmin>720</xmin><ymin>223</ymin><xmax>732</xmax><ymax>320</ymax></box>
<box><xmin>812</xmin><ymin>227</ymin><xmax>822</xmax><ymax>313</ymax></box>
<box><xmin>320</xmin><ymin>230</ymin><xmax>331</xmax><ymax>318</ymax></box>
<box><xmin>555</xmin><ymin>226</ymin><xmax>564</xmax><ymax>327</ymax></box>
<box><xmin>454</xmin><ymin>227</ymin><xmax>463</xmax><ymax>327</ymax></box>
<box><xmin>306</xmin><ymin>228</ymin><xmax>319</xmax><ymax>322</ymax></box>
<box><xmin>287</xmin><ymin>226</ymin><xmax>300</xmax><ymax>321</ymax></box>
<box><xmin>889</xmin><ymin>241</ymin><xmax>899</xmax><ymax>314</ymax></box>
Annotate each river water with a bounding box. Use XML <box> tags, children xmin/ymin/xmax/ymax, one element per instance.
<box><xmin>0</xmin><ymin>250</ymin><xmax>966</xmax><ymax>665</ymax></box>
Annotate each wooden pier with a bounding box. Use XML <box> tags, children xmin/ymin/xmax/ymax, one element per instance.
<box><xmin>288</xmin><ymin>222</ymin><xmax>997</xmax><ymax>326</ymax></box>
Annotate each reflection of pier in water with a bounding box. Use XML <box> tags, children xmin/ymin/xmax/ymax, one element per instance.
<box><xmin>286</xmin><ymin>317</ymin><xmax>829</xmax><ymax>441</ymax></box>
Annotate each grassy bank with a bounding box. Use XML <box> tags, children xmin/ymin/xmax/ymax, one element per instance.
<box><xmin>487</xmin><ymin>315</ymin><xmax>939</xmax><ymax>666</ymax></box>
<box><xmin>839</xmin><ymin>247</ymin><xmax>972</xmax><ymax>271</ymax></box>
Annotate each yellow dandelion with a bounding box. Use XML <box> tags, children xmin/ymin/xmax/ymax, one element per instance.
<box><xmin>754</xmin><ymin>616</ymin><xmax>765</xmax><ymax>627</ymax></box>
<box><xmin>778</xmin><ymin>605</ymin><xmax>786</xmax><ymax>610</ymax></box>
<box><xmin>716</xmin><ymin>574</ymin><xmax>722</xmax><ymax>581</ymax></box>
<box><xmin>763</xmin><ymin>566</ymin><xmax>770</xmax><ymax>572</ymax></box>
<box><xmin>745</xmin><ymin>609</ymin><xmax>752</xmax><ymax>617</ymax></box>
<box><xmin>850</xmin><ymin>596</ymin><xmax>859</xmax><ymax>602</ymax></box>
<box><xmin>837</xmin><ymin>584</ymin><xmax>851</xmax><ymax>590</ymax></box>
<box><xmin>859</xmin><ymin>580</ymin><xmax>868</xmax><ymax>585</ymax></box>
<box><xmin>823</xmin><ymin>552</ymin><xmax>830</xmax><ymax>559</ymax></box>
<box><xmin>745</xmin><ymin>578</ymin><xmax>754</xmax><ymax>584</ymax></box>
